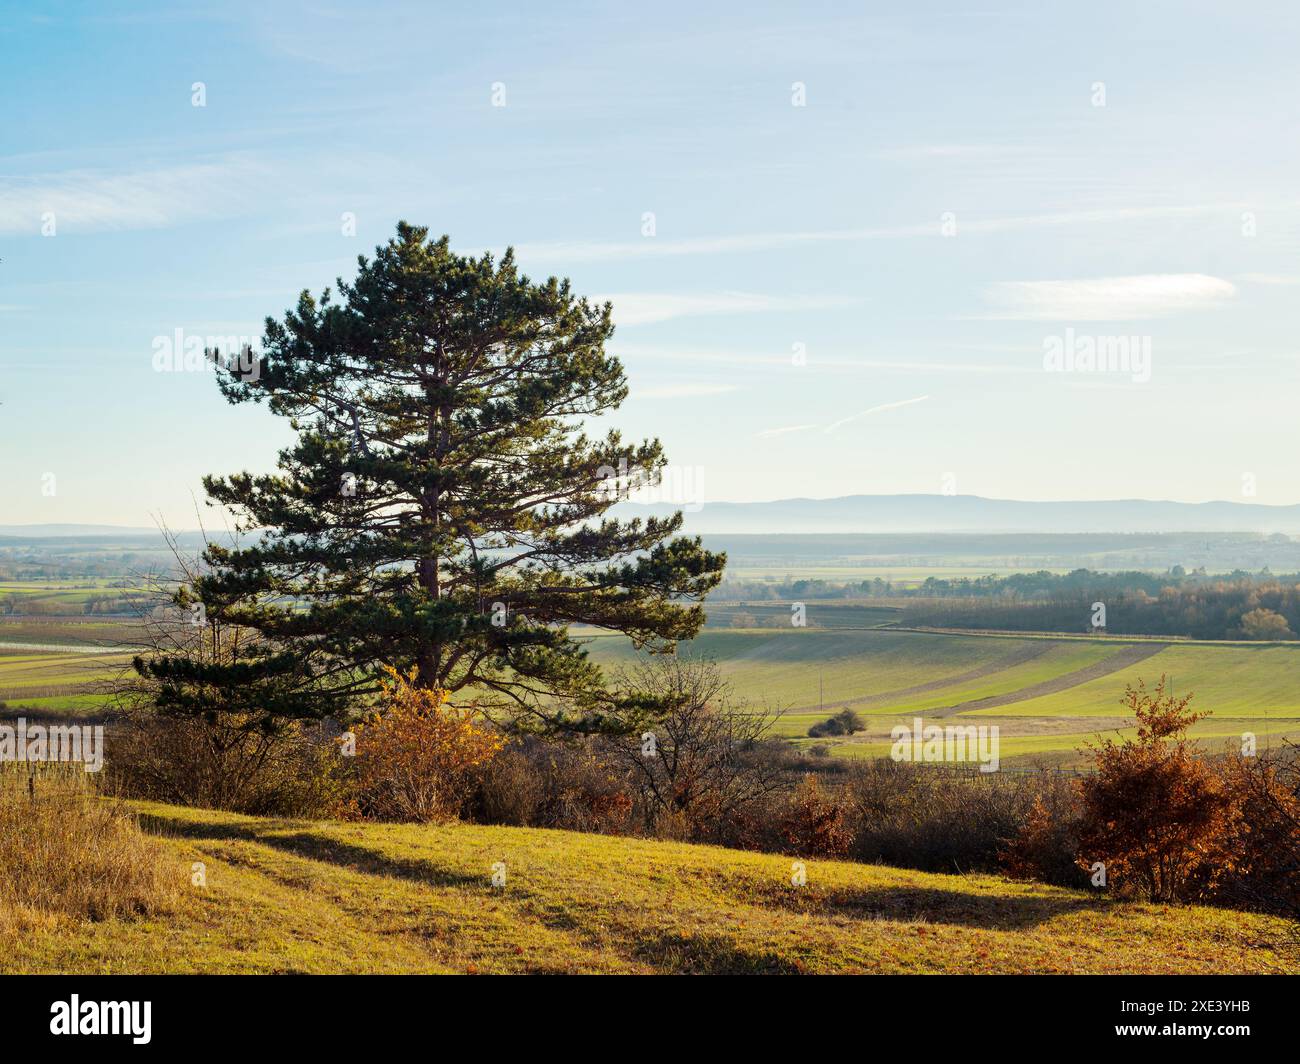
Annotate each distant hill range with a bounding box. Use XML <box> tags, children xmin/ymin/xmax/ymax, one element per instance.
<box><xmin>0</xmin><ymin>524</ymin><xmax>167</xmax><ymax>539</ymax></box>
<box><xmin>612</xmin><ymin>495</ymin><xmax>1300</xmax><ymax>535</ymax></box>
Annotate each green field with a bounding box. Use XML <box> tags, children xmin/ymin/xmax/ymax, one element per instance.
<box><xmin>0</xmin><ymin>648</ymin><xmax>130</xmax><ymax>715</ymax></box>
<box><xmin>3</xmin><ymin>799</ymin><xmax>1291</xmax><ymax>974</ymax></box>
<box><xmin>0</xmin><ymin>580</ymin><xmax>145</xmax><ymax>611</ymax></box>
<box><xmin>6</xmin><ymin>576</ymin><xmax>1300</xmax><ymax>763</ymax></box>
<box><xmin>974</xmin><ymin>643</ymin><xmax>1300</xmax><ymax>719</ymax></box>
<box><xmin>584</xmin><ymin>627</ymin><xmax>1300</xmax><ymax>764</ymax></box>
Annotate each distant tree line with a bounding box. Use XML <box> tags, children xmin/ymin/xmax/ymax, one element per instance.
<box><xmin>718</xmin><ymin>576</ymin><xmax>900</xmax><ymax>600</ymax></box>
<box><xmin>715</xmin><ymin>569</ymin><xmax>1300</xmax><ymax>640</ymax></box>
<box><xmin>899</xmin><ymin>570</ymin><xmax>1300</xmax><ymax>640</ymax></box>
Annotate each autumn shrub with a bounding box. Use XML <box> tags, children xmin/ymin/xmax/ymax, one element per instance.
<box><xmin>807</xmin><ymin>708</ymin><xmax>864</xmax><ymax>738</ymax></box>
<box><xmin>348</xmin><ymin>668</ymin><xmax>503</xmax><ymax>823</ymax></box>
<box><xmin>473</xmin><ymin>737</ymin><xmax>635</xmax><ymax>834</ymax></box>
<box><xmin>601</xmin><ymin>657</ymin><xmax>790</xmax><ymax>841</ymax></box>
<box><xmin>1214</xmin><ymin>747</ymin><xmax>1300</xmax><ymax>919</ymax></box>
<box><xmin>1076</xmin><ymin>677</ymin><xmax>1235</xmax><ymax>901</ymax></box>
<box><xmin>106</xmin><ymin>713</ymin><xmax>349</xmax><ymax>817</ymax></box>
<box><xmin>778</xmin><ymin>774</ymin><xmax>853</xmax><ymax>857</ymax></box>
<box><xmin>843</xmin><ymin>758</ymin><xmax>1075</xmax><ymax>876</ymax></box>
<box><xmin>1000</xmin><ymin>792</ymin><xmax>1086</xmax><ymax>886</ymax></box>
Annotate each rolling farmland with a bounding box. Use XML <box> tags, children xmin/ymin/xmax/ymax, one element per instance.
<box><xmin>583</xmin><ymin>624</ymin><xmax>1300</xmax><ymax>765</ymax></box>
<box><xmin>5</xmin><ymin>577</ymin><xmax>1299</xmax><ymax>764</ymax></box>
<box><xmin>0</xmin><ymin>596</ymin><xmax>142</xmax><ymax>716</ymax></box>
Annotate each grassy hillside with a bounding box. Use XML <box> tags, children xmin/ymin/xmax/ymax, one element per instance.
<box><xmin>3</xmin><ymin>801</ymin><xmax>1293</xmax><ymax>975</ymax></box>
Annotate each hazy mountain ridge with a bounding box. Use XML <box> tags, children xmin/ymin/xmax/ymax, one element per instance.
<box><xmin>613</xmin><ymin>495</ymin><xmax>1300</xmax><ymax>535</ymax></box>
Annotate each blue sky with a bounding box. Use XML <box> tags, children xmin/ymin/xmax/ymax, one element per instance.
<box><xmin>2</xmin><ymin>0</ymin><xmax>1299</xmax><ymax>527</ymax></box>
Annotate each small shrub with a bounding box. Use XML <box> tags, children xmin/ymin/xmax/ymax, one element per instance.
<box><xmin>842</xmin><ymin>759</ymin><xmax>1081</xmax><ymax>878</ymax></box>
<box><xmin>349</xmin><ymin>668</ymin><xmax>503</xmax><ymax>823</ymax></box>
<box><xmin>473</xmin><ymin>738</ymin><xmax>635</xmax><ymax>835</ymax></box>
<box><xmin>807</xmin><ymin>708</ymin><xmax>863</xmax><ymax>738</ymax></box>
<box><xmin>779</xmin><ymin>775</ymin><xmax>853</xmax><ymax>858</ymax></box>
<box><xmin>604</xmin><ymin>657</ymin><xmax>789</xmax><ymax>840</ymax></box>
<box><xmin>106</xmin><ymin>713</ymin><xmax>348</xmax><ymax>817</ymax></box>
<box><xmin>1000</xmin><ymin>792</ymin><xmax>1084</xmax><ymax>885</ymax></box>
<box><xmin>1214</xmin><ymin>748</ymin><xmax>1300</xmax><ymax>919</ymax></box>
<box><xmin>1076</xmin><ymin>677</ymin><xmax>1234</xmax><ymax>901</ymax></box>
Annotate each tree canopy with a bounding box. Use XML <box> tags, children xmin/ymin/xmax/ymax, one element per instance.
<box><xmin>152</xmin><ymin>223</ymin><xmax>724</xmax><ymax>729</ymax></box>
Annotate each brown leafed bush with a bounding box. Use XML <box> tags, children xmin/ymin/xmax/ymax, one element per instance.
<box><xmin>1076</xmin><ymin>677</ymin><xmax>1235</xmax><ymax>901</ymax></box>
<box><xmin>348</xmin><ymin>668</ymin><xmax>504</xmax><ymax>823</ymax></box>
<box><xmin>106</xmin><ymin>713</ymin><xmax>349</xmax><ymax>817</ymax></box>
<box><xmin>843</xmin><ymin>758</ymin><xmax>1082</xmax><ymax>879</ymax></box>
<box><xmin>1214</xmin><ymin>748</ymin><xmax>1300</xmax><ymax>919</ymax></box>
<box><xmin>1000</xmin><ymin>793</ymin><xmax>1085</xmax><ymax>885</ymax></box>
<box><xmin>473</xmin><ymin>738</ymin><xmax>636</xmax><ymax>835</ymax></box>
<box><xmin>779</xmin><ymin>774</ymin><xmax>853</xmax><ymax>858</ymax></box>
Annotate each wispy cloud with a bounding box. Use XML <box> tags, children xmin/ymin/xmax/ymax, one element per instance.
<box><xmin>600</xmin><ymin>292</ymin><xmax>858</xmax><ymax>326</ymax></box>
<box><xmin>516</xmin><ymin>204</ymin><xmax>1249</xmax><ymax>264</ymax></box>
<box><xmin>823</xmin><ymin>395</ymin><xmax>930</xmax><ymax>434</ymax></box>
<box><xmin>758</xmin><ymin>396</ymin><xmax>931</xmax><ymax>439</ymax></box>
<box><xmin>980</xmin><ymin>274</ymin><xmax>1236</xmax><ymax>321</ymax></box>
<box><xmin>872</xmin><ymin>143</ymin><xmax>1028</xmax><ymax>161</ymax></box>
<box><xmin>618</xmin><ymin>343</ymin><xmax>1038</xmax><ymax>375</ymax></box>
<box><xmin>0</xmin><ymin>157</ymin><xmax>271</xmax><ymax>235</ymax></box>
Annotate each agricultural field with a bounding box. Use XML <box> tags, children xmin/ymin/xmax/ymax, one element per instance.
<box><xmin>0</xmin><ymin>647</ymin><xmax>132</xmax><ymax>717</ymax></box>
<box><xmin>7</xmin><ymin>574</ymin><xmax>1298</xmax><ymax>765</ymax></box>
<box><xmin>3</xmin><ymin>798</ymin><xmax>1291</xmax><ymax>974</ymax></box>
<box><xmin>0</xmin><ymin>579</ymin><xmax>147</xmax><ymax>613</ymax></box>
<box><xmin>582</xmin><ymin>625</ymin><xmax>1300</xmax><ymax>766</ymax></box>
<box><xmin>0</xmin><ymin>578</ymin><xmax>148</xmax><ymax>716</ymax></box>
<box><xmin>700</xmin><ymin>601</ymin><xmax>901</xmax><ymax>629</ymax></box>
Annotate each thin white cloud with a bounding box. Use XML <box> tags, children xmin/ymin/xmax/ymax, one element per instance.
<box><xmin>823</xmin><ymin>395</ymin><xmax>931</xmax><ymax>435</ymax></box>
<box><xmin>980</xmin><ymin>274</ymin><xmax>1236</xmax><ymax>321</ymax></box>
<box><xmin>515</xmin><ymin>204</ymin><xmax>1250</xmax><ymax>264</ymax></box>
<box><xmin>600</xmin><ymin>291</ymin><xmax>858</xmax><ymax>326</ymax></box>
<box><xmin>619</xmin><ymin>343</ymin><xmax>1037</xmax><ymax>375</ymax></box>
<box><xmin>0</xmin><ymin>157</ymin><xmax>271</xmax><ymax>235</ymax></box>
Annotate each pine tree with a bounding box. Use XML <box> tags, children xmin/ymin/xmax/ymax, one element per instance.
<box><xmin>158</xmin><ymin>223</ymin><xmax>724</xmax><ymax>729</ymax></box>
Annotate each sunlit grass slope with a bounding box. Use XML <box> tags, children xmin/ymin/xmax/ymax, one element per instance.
<box><xmin>2</xmin><ymin>801</ymin><xmax>1293</xmax><ymax>975</ymax></box>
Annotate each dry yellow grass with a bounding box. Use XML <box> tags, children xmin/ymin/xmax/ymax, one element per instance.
<box><xmin>2</xmin><ymin>797</ymin><xmax>1295</xmax><ymax>974</ymax></box>
<box><xmin>0</xmin><ymin>766</ymin><xmax>182</xmax><ymax>933</ymax></box>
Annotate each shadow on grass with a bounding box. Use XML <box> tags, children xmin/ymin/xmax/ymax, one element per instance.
<box><xmin>631</xmin><ymin>929</ymin><xmax>805</xmax><ymax>974</ymax></box>
<box><xmin>809</xmin><ymin>883</ymin><xmax>1111</xmax><ymax>930</ymax></box>
<box><xmin>138</xmin><ymin>813</ymin><xmax>484</xmax><ymax>891</ymax></box>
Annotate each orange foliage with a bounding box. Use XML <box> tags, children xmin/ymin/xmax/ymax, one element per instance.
<box><xmin>1001</xmin><ymin>795</ymin><xmax>1065</xmax><ymax>882</ymax></box>
<box><xmin>1076</xmin><ymin>676</ymin><xmax>1234</xmax><ymax>901</ymax></box>
<box><xmin>347</xmin><ymin>667</ymin><xmax>504</xmax><ymax>823</ymax></box>
<box><xmin>780</xmin><ymin>775</ymin><xmax>853</xmax><ymax>858</ymax></box>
